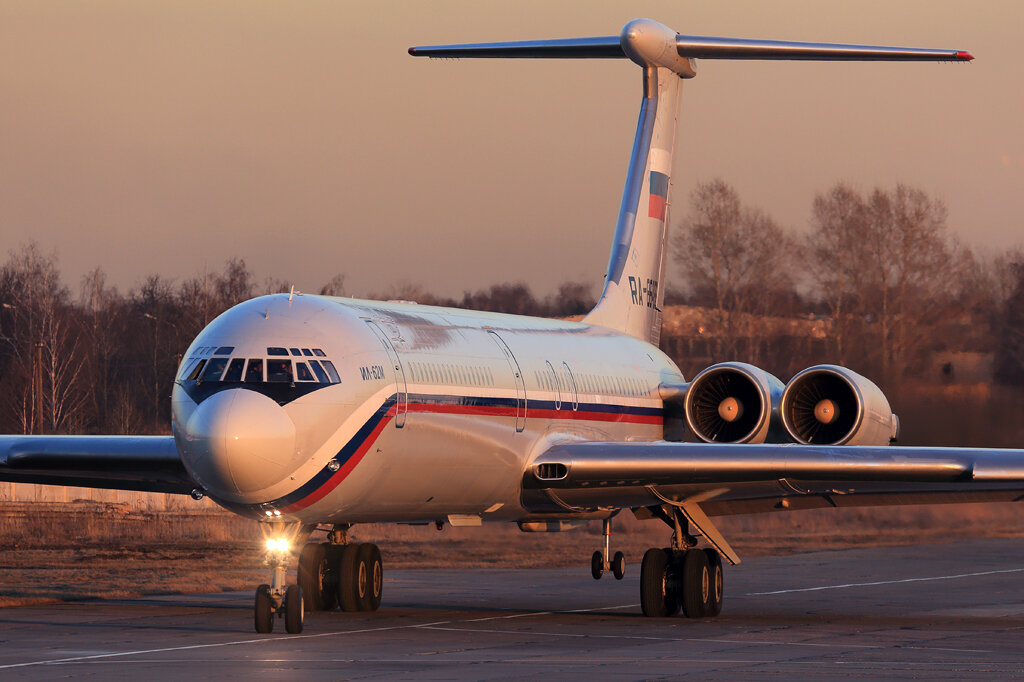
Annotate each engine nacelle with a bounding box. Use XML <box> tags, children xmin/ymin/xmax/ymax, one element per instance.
<box><xmin>781</xmin><ymin>364</ymin><xmax>900</xmax><ymax>446</ymax></box>
<box><xmin>684</xmin><ymin>362</ymin><xmax>785</xmax><ymax>443</ymax></box>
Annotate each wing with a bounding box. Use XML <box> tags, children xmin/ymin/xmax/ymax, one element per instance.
<box><xmin>0</xmin><ymin>435</ymin><xmax>196</xmax><ymax>495</ymax></box>
<box><xmin>523</xmin><ymin>441</ymin><xmax>1024</xmax><ymax>516</ymax></box>
<box><xmin>524</xmin><ymin>441</ymin><xmax>1024</xmax><ymax>566</ymax></box>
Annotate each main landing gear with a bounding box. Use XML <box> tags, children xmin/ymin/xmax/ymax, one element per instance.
<box><xmin>254</xmin><ymin>524</ymin><xmax>383</xmax><ymax>634</ymax></box>
<box><xmin>296</xmin><ymin>525</ymin><xmax>383</xmax><ymax>615</ymax></box>
<box><xmin>638</xmin><ymin>506</ymin><xmax>725</xmax><ymax>618</ymax></box>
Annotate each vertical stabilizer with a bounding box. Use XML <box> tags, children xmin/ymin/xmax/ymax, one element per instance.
<box><xmin>582</xmin><ymin>20</ymin><xmax>692</xmax><ymax>344</ymax></box>
<box><xmin>409</xmin><ymin>19</ymin><xmax>972</xmax><ymax>345</ymax></box>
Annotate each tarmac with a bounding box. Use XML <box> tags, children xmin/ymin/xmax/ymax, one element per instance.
<box><xmin>1</xmin><ymin>537</ymin><xmax>1023</xmax><ymax>680</ymax></box>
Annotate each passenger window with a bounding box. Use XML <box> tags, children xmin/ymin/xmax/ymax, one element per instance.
<box><xmin>245</xmin><ymin>359</ymin><xmax>264</xmax><ymax>382</ymax></box>
<box><xmin>223</xmin><ymin>358</ymin><xmax>245</xmax><ymax>382</ymax></box>
<box><xmin>187</xmin><ymin>359</ymin><xmax>207</xmax><ymax>381</ymax></box>
<box><xmin>308</xmin><ymin>360</ymin><xmax>330</xmax><ymax>383</ymax></box>
<box><xmin>201</xmin><ymin>357</ymin><xmax>229</xmax><ymax>382</ymax></box>
<box><xmin>295</xmin><ymin>362</ymin><xmax>315</xmax><ymax>382</ymax></box>
<box><xmin>267</xmin><ymin>359</ymin><xmax>293</xmax><ymax>383</ymax></box>
<box><xmin>321</xmin><ymin>360</ymin><xmax>341</xmax><ymax>383</ymax></box>
<box><xmin>302</xmin><ymin>348</ymin><xmax>313</xmax><ymax>357</ymax></box>
<box><xmin>289</xmin><ymin>348</ymin><xmax>301</xmax><ymax>357</ymax></box>
<box><xmin>268</xmin><ymin>347</ymin><xmax>289</xmax><ymax>356</ymax></box>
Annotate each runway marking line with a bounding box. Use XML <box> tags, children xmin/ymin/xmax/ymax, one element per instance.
<box><xmin>3</xmin><ymin>567</ymin><xmax>1014</xmax><ymax>671</ymax></box>
<box><xmin>745</xmin><ymin>567</ymin><xmax>1024</xmax><ymax>596</ymax></box>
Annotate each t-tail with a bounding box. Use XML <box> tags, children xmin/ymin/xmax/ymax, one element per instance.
<box><xmin>410</xmin><ymin>18</ymin><xmax>972</xmax><ymax>345</ymax></box>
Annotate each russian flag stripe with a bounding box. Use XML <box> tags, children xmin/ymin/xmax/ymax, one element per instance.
<box><xmin>648</xmin><ymin>171</ymin><xmax>669</xmax><ymax>220</ymax></box>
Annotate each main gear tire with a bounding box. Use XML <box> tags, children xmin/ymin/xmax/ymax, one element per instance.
<box><xmin>254</xmin><ymin>584</ymin><xmax>273</xmax><ymax>633</ymax></box>
<box><xmin>680</xmin><ymin>549</ymin><xmax>711</xmax><ymax>618</ymax></box>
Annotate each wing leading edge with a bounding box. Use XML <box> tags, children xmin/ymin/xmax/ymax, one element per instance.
<box><xmin>0</xmin><ymin>435</ymin><xmax>195</xmax><ymax>495</ymax></box>
<box><xmin>522</xmin><ymin>441</ymin><xmax>1024</xmax><ymax>517</ymax></box>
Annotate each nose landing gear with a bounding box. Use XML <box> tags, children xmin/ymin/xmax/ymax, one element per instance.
<box><xmin>254</xmin><ymin>533</ymin><xmax>305</xmax><ymax>634</ymax></box>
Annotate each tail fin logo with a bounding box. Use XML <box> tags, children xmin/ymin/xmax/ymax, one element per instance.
<box><xmin>648</xmin><ymin>171</ymin><xmax>669</xmax><ymax>221</ymax></box>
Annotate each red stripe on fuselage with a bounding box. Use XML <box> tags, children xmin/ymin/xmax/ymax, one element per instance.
<box><xmin>282</xmin><ymin>414</ymin><xmax>393</xmax><ymax>513</ymax></box>
<box><xmin>279</xmin><ymin>397</ymin><xmax>662</xmax><ymax>512</ymax></box>
<box><xmin>525</xmin><ymin>407</ymin><xmax>661</xmax><ymax>424</ymax></box>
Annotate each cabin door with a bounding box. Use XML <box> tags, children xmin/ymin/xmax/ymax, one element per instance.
<box><xmin>487</xmin><ymin>330</ymin><xmax>526</xmax><ymax>432</ymax></box>
<box><xmin>365</xmin><ymin>320</ymin><xmax>408</xmax><ymax>428</ymax></box>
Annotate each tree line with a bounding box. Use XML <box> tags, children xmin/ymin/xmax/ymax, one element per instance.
<box><xmin>671</xmin><ymin>180</ymin><xmax>1023</xmax><ymax>389</ymax></box>
<box><xmin>0</xmin><ymin>179</ymin><xmax>1021</xmax><ymax>439</ymax></box>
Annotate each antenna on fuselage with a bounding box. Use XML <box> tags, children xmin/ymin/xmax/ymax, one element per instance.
<box><xmin>409</xmin><ymin>19</ymin><xmax>972</xmax><ymax>345</ymax></box>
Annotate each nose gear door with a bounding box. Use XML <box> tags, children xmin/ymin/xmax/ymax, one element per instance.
<box><xmin>365</xmin><ymin>320</ymin><xmax>408</xmax><ymax>428</ymax></box>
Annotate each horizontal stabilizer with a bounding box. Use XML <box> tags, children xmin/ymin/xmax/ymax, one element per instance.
<box><xmin>410</xmin><ymin>25</ymin><xmax>972</xmax><ymax>63</ymax></box>
<box><xmin>674</xmin><ymin>35</ymin><xmax>971</xmax><ymax>61</ymax></box>
<box><xmin>409</xmin><ymin>36</ymin><xmax>622</xmax><ymax>59</ymax></box>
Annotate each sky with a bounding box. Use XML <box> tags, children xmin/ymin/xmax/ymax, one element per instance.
<box><xmin>1</xmin><ymin>0</ymin><xmax>1021</xmax><ymax>299</ymax></box>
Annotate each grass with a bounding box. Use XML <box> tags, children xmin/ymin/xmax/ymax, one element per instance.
<box><xmin>0</xmin><ymin>500</ymin><xmax>1021</xmax><ymax>608</ymax></box>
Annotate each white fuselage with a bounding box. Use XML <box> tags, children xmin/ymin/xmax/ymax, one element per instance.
<box><xmin>171</xmin><ymin>294</ymin><xmax>683</xmax><ymax>524</ymax></box>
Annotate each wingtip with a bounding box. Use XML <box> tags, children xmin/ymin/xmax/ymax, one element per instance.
<box><xmin>408</xmin><ymin>46</ymin><xmax>420</xmax><ymax>56</ymax></box>
<box><xmin>956</xmin><ymin>50</ymin><xmax>974</xmax><ymax>61</ymax></box>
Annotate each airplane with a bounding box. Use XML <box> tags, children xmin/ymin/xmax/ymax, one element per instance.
<box><xmin>2</xmin><ymin>18</ymin><xmax>1021</xmax><ymax>635</ymax></box>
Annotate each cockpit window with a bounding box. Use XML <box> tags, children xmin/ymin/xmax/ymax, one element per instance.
<box><xmin>321</xmin><ymin>360</ymin><xmax>341</xmax><ymax>383</ymax></box>
<box><xmin>266</xmin><ymin>359</ymin><xmax>293</xmax><ymax>383</ymax></box>
<box><xmin>267</xmin><ymin>347</ymin><xmax>289</xmax><ymax>356</ymax></box>
<box><xmin>178</xmin><ymin>358</ymin><xmax>199</xmax><ymax>380</ymax></box>
<box><xmin>222</xmin><ymin>358</ymin><xmax>245</xmax><ymax>382</ymax></box>
<box><xmin>301</xmin><ymin>348</ymin><xmax>313</xmax><ymax>357</ymax></box>
<box><xmin>245</xmin><ymin>358</ymin><xmax>264</xmax><ymax>382</ymax></box>
<box><xmin>200</xmin><ymin>357</ymin><xmax>229</xmax><ymax>382</ymax></box>
<box><xmin>214</xmin><ymin>346</ymin><xmax>234</xmax><ymax>356</ymax></box>
<box><xmin>308</xmin><ymin>360</ymin><xmax>330</xmax><ymax>383</ymax></box>
<box><xmin>295</xmin><ymin>362</ymin><xmax>315</xmax><ymax>382</ymax></box>
<box><xmin>187</xmin><ymin>359</ymin><xmax>207</xmax><ymax>381</ymax></box>
<box><xmin>313</xmin><ymin>348</ymin><xmax>326</xmax><ymax>357</ymax></box>
<box><xmin>289</xmin><ymin>348</ymin><xmax>301</xmax><ymax>356</ymax></box>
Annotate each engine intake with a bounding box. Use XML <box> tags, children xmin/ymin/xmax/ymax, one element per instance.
<box><xmin>781</xmin><ymin>365</ymin><xmax>899</xmax><ymax>446</ymax></box>
<box><xmin>684</xmin><ymin>362</ymin><xmax>784</xmax><ymax>443</ymax></box>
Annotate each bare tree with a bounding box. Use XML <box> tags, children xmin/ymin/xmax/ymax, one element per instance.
<box><xmin>0</xmin><ymin>243</ymin><xmax>88</xmax><ymax>433</ymax></box>
<box><xmin>864</xmin><ymin>185</ymin><xmax>960</xmax><ymax>379</ymax></box>
<box><xmin>215</xmin><ymin>257</ymin><xmax>255</xmax><ymax>308</ymax></box>
<box><xmin>806</xmin><ymin>183</ymin><xmax>869</xmax><ymax>365</ymax></box>
<box><xmin>672</xmin><ymin>179</ymin><xmax>796</xmax><ymax>362</ymax></box>
<box><xmin>319</xmin><ymin>274</ymin><xmax>347</xmax><ymax>297</ymax></box>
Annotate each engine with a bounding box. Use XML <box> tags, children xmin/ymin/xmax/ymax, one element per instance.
<box><xmin>780</xmin><ymin>364</ymin><xmax>900</xmax><ymax>446</ymax></box>
<box><xmin>683</xmin><ymin>362</ymin><xmax>785</xmax><ymax>443</ymax></box>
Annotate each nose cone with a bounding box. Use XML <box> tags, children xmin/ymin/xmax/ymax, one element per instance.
<box><xmin>180</xmin><ymin>389</ymin><xmax>297</xmax><ymax>500</ymax></box>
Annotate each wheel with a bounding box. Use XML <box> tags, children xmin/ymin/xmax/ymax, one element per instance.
<box><xmin>254</xmin><ymin>584</ymin><xmax>273</xmax><ymax>633</ymax></box>
<box><xmin>298</xmin><ymin>543</ymin><xmax>328</xmax><ymax>611</ymax></box>
<box><xmin>611</xmin><ymin>551</ymin><xmax>626</xmax><ymax>580</ymax></box>
<box><xmin>640</xmin><ymin>548</ymin><xmax>674</xmax><ymax>617</ymax></box>
<box><xmin>284</xmin><ymin>584</ymin><xmax>304</xmax><ymax>634</ymax></box>
<box><xmin>358</xmin><ymin>543</ymin><xmax>383</xmax><ymax>611</ymax></box>
<box><xmin>322</xmin><ymin>544</ymin><xmax>342</xmax><ymax>610</ymax></box>
<box><xmin>680</xmin><ymin>549</ymin><xmax>711</xmax><ymax>618</ymax></box>
<box><xmin>663</xmin><ymin>549</ymin><xmax>682</xmax><ymax>616</ymax></box>
<box><xmin>591</xmin><ymin>550</ymin><xmax>604</xmax><ymax>580</ymax></box>
<box><xmin>337</xmin><ymin>544</ymin><xmax>366</xmax><ymax>612</ymax></box>
<box><xmin>703</xmin><ymin>548</ymin><xmax>723</xmax><ymax>617</ymax></box>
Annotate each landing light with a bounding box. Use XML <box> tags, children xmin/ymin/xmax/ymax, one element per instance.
<box><xmin>265</xmin><ymin>538</ymin><xmax>290</xmax><ymax>553</ymax></box>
